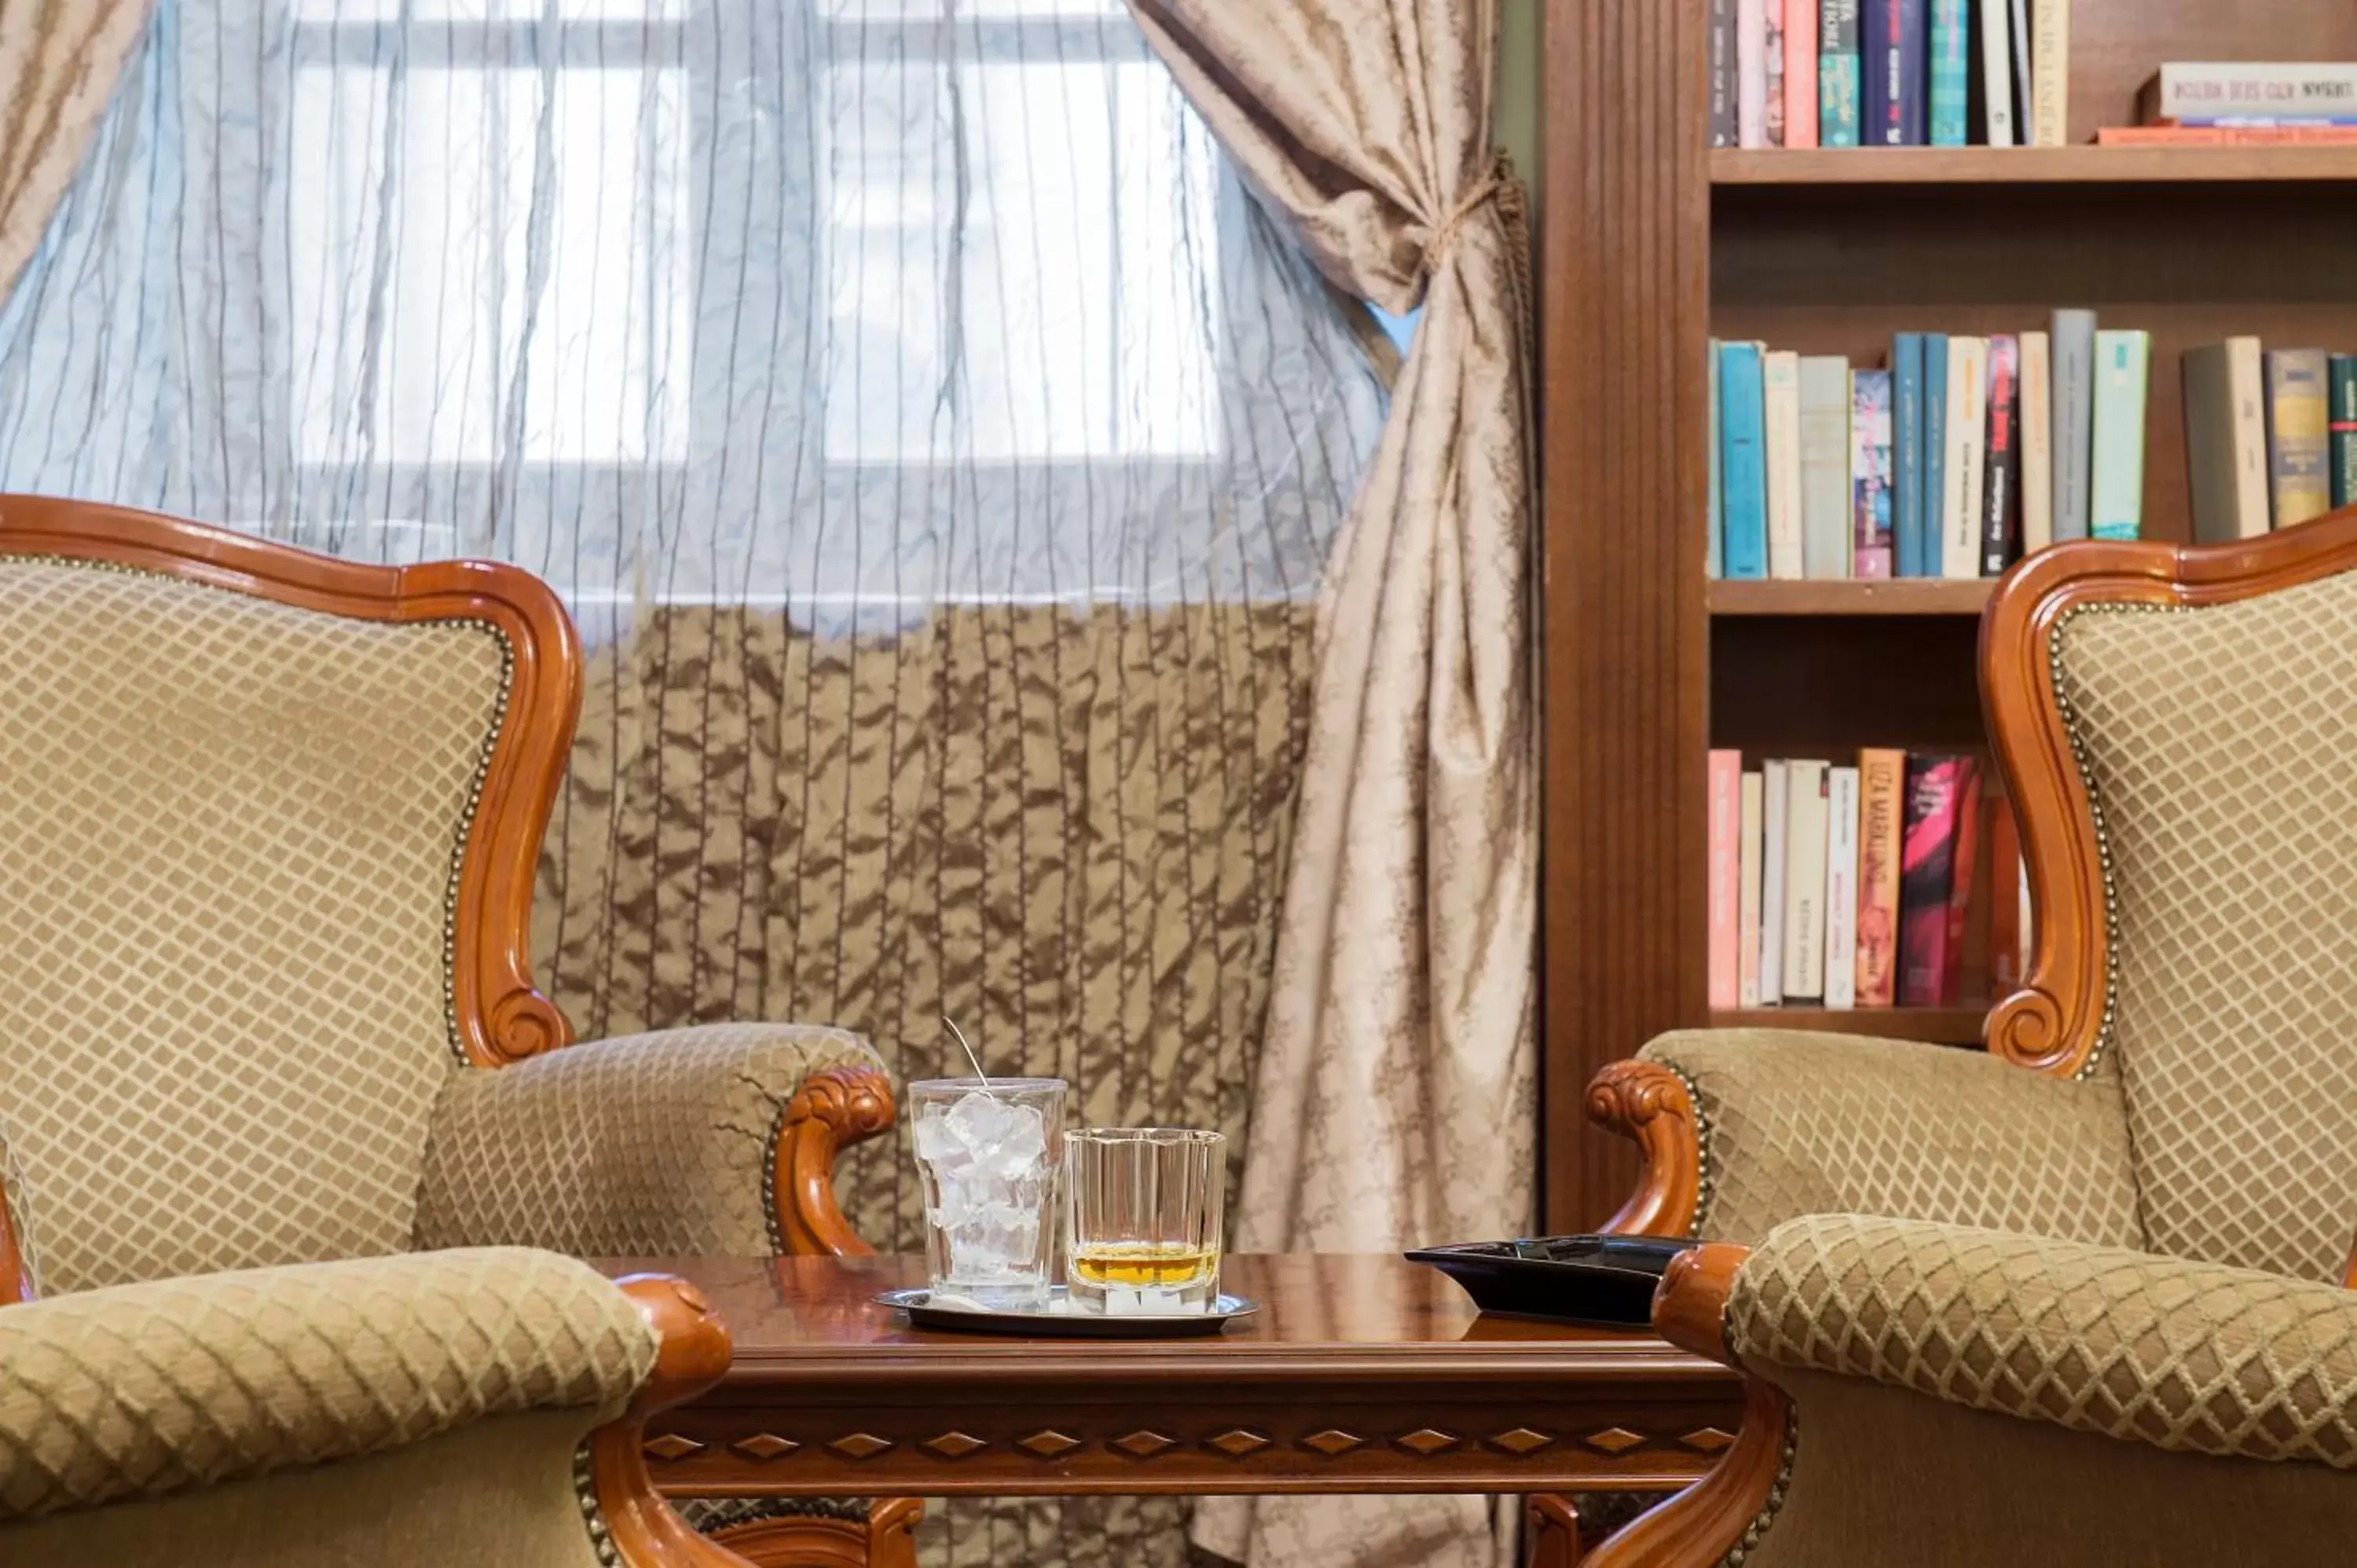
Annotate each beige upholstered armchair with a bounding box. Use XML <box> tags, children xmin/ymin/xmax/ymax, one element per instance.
<box><xmin>0</xmin><ymin>498</ymin><xmax>910</xmax><ymax>1566</ymax></box>
<box><xmin>1577</xmin><ymin>509</ymin><xmax>2357</xmax><ymax>1565</ymax></box>
<box><xmin>1</xmin><ymin>1250</ymin><xmax>742</xmax><ymax>1565</ymax></box>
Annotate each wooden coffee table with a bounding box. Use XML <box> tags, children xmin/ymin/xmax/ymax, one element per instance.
<box><xmin>609</xmin><ymin>1254</ymin><xmax>1742</xmax><ymax>1500</ymax></box>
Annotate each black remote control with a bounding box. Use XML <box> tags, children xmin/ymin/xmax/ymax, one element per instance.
<box><xmin>1402</xmin><ymin>1234</ymin><xmax>1699</xmax><ymax>1328</ymax></box>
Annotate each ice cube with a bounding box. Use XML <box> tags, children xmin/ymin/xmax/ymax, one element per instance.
<box><xmin>943</xmin><ymin>1091</ymin><xmax>1047</xmax><ymax>1174</ymax></box>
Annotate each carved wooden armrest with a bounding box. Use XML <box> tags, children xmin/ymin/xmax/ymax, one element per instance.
<box><xmin>1587</xmin><ymin>1058</ymin><xmax>1703</xmax><ymax>1238</ymax></box>
<box><xmin>775</xmin><ymin>1062</ymin><xmax>897</xmax><ymax>1257</ymax></box>
<box><xmin>597</xmin><ymin>1275</ymin><xmax>756</xmax><ymax>1566</ymax></box>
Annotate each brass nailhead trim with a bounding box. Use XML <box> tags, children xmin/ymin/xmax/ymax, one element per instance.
<box><xmin>1717</xmin><ymin>1403</ymin><xmax>1800</xmax><ymax>1568</ymax></box>
<box><xmin>572</xmin><ymin>1442</ymin><xmax>622</xmax><ymax>1567</ymax></box>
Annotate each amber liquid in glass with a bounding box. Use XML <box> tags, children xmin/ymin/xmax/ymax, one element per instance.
<box><xmin>1068</xmin><ymin>1241</ymin><xmax>1219</xmax><ymax>1290</ymax></box>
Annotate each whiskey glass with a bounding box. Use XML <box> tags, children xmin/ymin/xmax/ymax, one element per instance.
<box><xmin>1063</xmin><ymin>1127</ymin><xmax>1226</xmax><ymax>1313</ymax></box>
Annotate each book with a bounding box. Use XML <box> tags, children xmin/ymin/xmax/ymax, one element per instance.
<box><xmin>1782</xmin><ymin>759</ymin><xmax>1830</xmax><ymax>1003</ymax></box>
<box><xmin>1761</xmin><ymin>760</ymin><xmax>1789</xmax><ymax>1006</ymax></box>
<box><xmin>1944</xmin><ymin>336</ymin><xmax>1988</xmax><ymax>578</ymax></box>
<box><xmin>1765</xmin><ymin>0</ymin><xmax>1787</xmax><ymax>145</ymax></box>
<box><xmin>1708</xmin><ymin>749</ymin><xmax>1743</xmax><ymax>1009</ymax></box>
<box><xmin>1854</xmin><ymin>748</ymin><xmax>1906</xmax><ymax>1007</ymax></box>
<box><xmin>1863</xmin><ymin>0</ymin><xmax>1926</xmax><ymax>145</ymax></box>
<box><xmin>2029</xmin><ymin>0</ymin><xmax>2068</xmax><ymax>147</ymax></box>
<box><xmin>1738</xmin><ymin>771</ymin><xmax>1765</xmax><ymax>1007</ymax></box>
<box><xmin>1941</xmin><ymin>762</ymin><xmax>1986</xmax><ymax>1006</ymax></box>
<box><xmin>2007</xmin><ymin>0</ymin><xmax>2033</xmax><ymax>145</ymax></box>
<box><xmin>2333</xmin><ymin>354</ymin><xmax>2357</xmax><ymax>509</ymax></box>
<box><xmin>1738</xmin><ymin>0</ymin><xmax>1769</xmax><ymax>147</ymax></box>
<box><xmin>1821</xmin><ymin>0</ymin><xmax>1863</xmax><ymax>145</ymax></box>
<box><xmin>2182</xmin><ymin>337</ymin><xmax>2271</xmax><ymax>543</ymax></box>
<box><xmin>2020</xmin><ymin>331</ymin><xmax>2053</xmax><ymax>555</ymax></box>
<box><xmin>1785</xmin><ymin>0</ymin><xmax>1820</xmax><ymax>147</ymax></box>
<box><xmin>2090</xmin><ymin>328</ymin><xmax>2150</xmax><ymax>540</ymax></box>
<box><xmin>2096</xmin><ymin>125</ymin><xmax>2357</xmax><ymax>146</ymax></box>
<box><xmin>1711</xmin><ymin>0</ymin><xmax>1738</xmax><ymax>147</ymax></box>
<box><xmin>1765</xmin><ymin>350</ymin><xmax>1805</xmax><ymax>578</ymax></box>
<box><xmin>1981</xmin><ymin>334</ymin><xmax>2019</xmax><ymax>576</ymax></box>
<box><xmin>1928</xmin><ymin>0</ymin><xmax>1970</xmax><ymax>146</ymax></box>
<box><xmin>1800</xmin><ymin>355</ymin><xmax>1853</xmax><ymax>579</ymax></box>
<box><xmin>1823</xmin><ymin>765</ymin><xmax>1861</xmax><ymax>1010</ymax></box>
<box><xmin>1853</xmin><ymin>368</ymin><xmax>1894</xmax><ymax>577</ymax></box>
<box><xmin>1720</xmin><ymin>342</ymin><xmax>1769</xmax><ymax>578</ymax></box>
<box><xmin>1923</xmin><ymin>335</ymin><xmax>1950</xmax><ymax>570</ymax></box>
<box><xmin>1988</xmin><ymin>795</ymin><xmax>2028</xmax><ymax>994</ymax></box>
<box><xmin>1977</xmin><ymin>0</ymin><xmax>2016</xmax><ymax>145</ymax></box>
<box><xmin>2139</xmin><ymin>63</ymin><xmax>2357</xmax><ymax>125</ymax></box>
<box><xmin>1898</xmin><ymin>754</ymin><xmax>1980</xmax><ymax>1008</ymax></box>
<box><xmin>1893</xmin><ymin>335</ymin><xmax>1927</xmax><ymax>577</ymax></box>
<box><xmin>2264</xmin><ymin>347</ymin><xmax>2333</xmax><ymax>529</ymax></box>
<box><xmin>1708</xmin><ymin>339</ymin><xmax>1725</xmax><ymax>577</ymax></box>
<box><xmin>2152</xmin><ymin>115</ymin><xmax>2357</xmax><ymax>127</ymax></box>
<box><xmin>2051</xmin><ymin>310</ymin><xmax>2095</xmax><ymax>541</ymax></box>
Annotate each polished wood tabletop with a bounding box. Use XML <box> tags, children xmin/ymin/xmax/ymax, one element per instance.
<box><xmin>606</xmin><ymin>1254</ymin><xmax>1743</xmax><ymax>1499</ymax></box>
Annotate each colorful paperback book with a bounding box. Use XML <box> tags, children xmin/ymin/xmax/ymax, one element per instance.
<box><xmin>1800</xmin><ymin>355</ymin><xmax>1854</xmax><ymax>579</ymax></box>
<box><xmin>2332</xmin><ymin>354</ymin><xmax>2357</xmax><ymax>509</ymax></box>
<box><xmin>2051</xmin><ymin>310</ymin><xmax>2096</xmax><ymax>541</ymax></box>
<box><xmin>2030</xmin><ymin>0</ymin><xmax>2069</xmax><ymax>146</ymax></box>
<box><xmin>1981</xmin><ymin>334</ymin><xmax>2020</xmax><ymax>576</ymax></box>
<box><xmin>1785</xmin><ymin>0</ymin><xmax>1820</xmax><ymax>146</ymax></box>
<box><xmin>2020</xmin><ymin>331</ymin><xmax>2053</xmax><ymax>554</ymax></box>
<box><xmin>1944</xmin><ymin>336</ymin><xmax>1988</xmax><ymax>579</ymax></box>
<box><xmin>1893</xmin><ymin>335</ymin><xmax>1927</xmax><ymax>577</ymax></box>
<box><xmin>1898</xmin><ymin>754</ymin><xmax>1981</xmax><ymax>1009</ymax></box>
<box><xmin>1720</xmin><ymin>342</ymin><xmax>1769</xmax><ymax>578</ymax></box>
<box><xmin>1820</xmin><ymin>0</ymin><xmax>1863</xmax><ymax>145</ymax></box>
<box><xmin>1928</xmin><ymin>0</ymin><xmax>1970</xmax><ymax>145</ymax></box>
<box><xmin>2090</xmin><ymin>328</ymin><xmax>2151</xmax><ymax>541</ymax></box>
<box><xmin>1765</xmin><ymin>0</ymin><xmax>1787</xmax><ymax>145</ymax></box>
<box><xmin>1823</xmin><ymin>765</ymin><xmax>1861</xmax><ymax>1010</ymax></box>
<box><xmin>1854</xmin><ymin>748</ymin><xmax>1906</xmax><ymax>1007</ymax></box>
<box><xmin>1710</xmin><ymin>0</ymin><xmax>1738</xmax><ymax>147</ymax></box>
<box><xmin>1862</xmin><ymin>0</ymin><xmax>1925</xmax><ymax>145</ymax></box>
<box><xmin>2139</xmin><ymin>64</ymin><xmax>2357</xmax><ymax>125</ymax></box>
<box><xmin>1738</xmin><ymin>771</ymin><xmax>1765</xmax><ymax>1008</ymax></box>
<box><xmin>1760</xmin><ymin>760</ymin><xmax>1789</xmax><ymax>1007</ymax></box>
<box><xmin>1781</xmin><ymin>759</ymin><xmax>1831</xmax><ymax>1003</ymax></box>
<box><xmin>1708</xmin><ymin>339</ymin><xmax>1725</xmax><ymax>577</ymax></box>
<box><xmin>1923</xmin><ymin>334</ymin><xmax>1950</xmax><ymax>570</ymax></box>
<box><xmin>1765</xmin><ymin>350</ymin><xmax>1805</xmax><ymax>578</ymax></box>
<box><xmin>1852</xmin><ymin>368</ymin><xmax>1894</xmax><ymax>578</ymax></box>
<box><xmin>2265</xmin><ymin>347</ymin><xmax>2332</xmax><ymax>529</ymax></box>
<box><xmin>1708</xmin><ymin>749</ymin><xmax>1743</xmax><ymax>1009</ymax></box>
<box><xmin>1738</xmin><ymin>0</ymin><xmax>1769</xmax><ymax>147</ymax></box>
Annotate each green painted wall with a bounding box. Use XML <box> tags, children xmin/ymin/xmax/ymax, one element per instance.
<box><xmin>1496</xmin><ymin>0</ymin><xmax>1544</xmax><ymax>214</ymax></box>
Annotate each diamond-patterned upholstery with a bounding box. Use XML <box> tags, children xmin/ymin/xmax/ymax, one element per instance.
<box><xmin>0</xmin><ymin>558</ymin><xmax>504</xmax><ymax>1293</ymax></box>
<box><xmin>0</xmin><ymin>1247</ymin><xmax>655</xmax><ymax>1522</ymax></box>
<box><xmin>2055</xmin><ymin>577</ymin><xmax>2357</xmax><ymax>1282</ymax></box>
<box><xmin>417</xmin><ymin>1023</ymin><xmax>882</xmax><ymax>1257</ymax></box>
<box><xmin>1643</xmin><ymin>1030</ymin><xmax>2144</xmax><ymax>1250</ymax></box>
<box><xmin>1730</xmin><ymin>1214</ymin><xmax>2357</xmax><ymax>1468</ymax></box>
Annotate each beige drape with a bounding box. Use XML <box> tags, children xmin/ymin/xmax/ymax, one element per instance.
<box><xmin>0</xmin><ymin>0</ymin><xmax>151</xmax><ymax>302</ymax></box>
<box><xmin>1125</xmin><ymin>2</ymin><xmax>1538</xmax><ymax>1565</ymax></box>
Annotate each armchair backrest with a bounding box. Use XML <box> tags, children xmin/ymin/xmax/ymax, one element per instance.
<box><xmin>0</xmin><ymin>499</ymin><xmax>581</xmax><ymax>1295</ymax></box>
<box><xmin>1983</xmin><ymin>507</ymin><xmax>2357</xmax><ymax>1283</ymax></box>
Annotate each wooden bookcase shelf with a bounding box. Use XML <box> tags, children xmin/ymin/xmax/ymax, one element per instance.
<box><xmin>1709</xmin><ymin>1006</ymin><xmax>1990</xmax><ymax>1046</ymax></box>
<box><xmin>1542</xmin><ymin>0</ymin><xmax>2357</xmax><ymax>1232</ymax></box>
<box><xmin>1712</xmin><ymin>146</ymin><xmax>2357</xmax><ymax>186</ymax></box>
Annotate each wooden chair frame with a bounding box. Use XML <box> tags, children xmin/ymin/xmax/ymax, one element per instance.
<box><xmin>0</xmin><ymin>496</ymin><xmax>909</xmax><ymax>1565</ymax></box>
<box><xmin>1565</xmin><ymin>507</ymin><xmax>2357</xmax><ymax>1566</ymax></box>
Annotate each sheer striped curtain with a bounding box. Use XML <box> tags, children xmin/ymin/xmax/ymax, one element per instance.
<box><xmin>0</xmin><ymin>2</ymin><xmax>1384</xmax><ymax>1563</ymax></box>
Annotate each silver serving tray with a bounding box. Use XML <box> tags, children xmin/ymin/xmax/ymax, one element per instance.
<box><xmin>875</xmin><ymin>1285</ymin><xmax>1258</xmax><ymax>1338</ymax></box>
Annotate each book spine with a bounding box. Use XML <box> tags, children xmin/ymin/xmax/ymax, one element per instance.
<box><xmin>2155</xmin><ymin>115</ymin><xmax>2357</xmax><ymax>127</ymax></box>
<box><xmin>2051</xmin><ymin>310</ymin><xmax>2095</xmax><ymax>540</ymax></box>
<box><xmin>1711</xmin><ymin>0</ymin><xmax>1738</xmax><ymax>146</ymax></box>
<box><xmin>1897</xmin><ymin>0</ymin><xmax>1928</xmax><ymax>143</ymax></box>
<box><xmin>1765</xmin><ymin>350</ymin><xmax>1805</xmax><ymax>578</ymax></box>
<box><xmin>2096</xmin><ymin>125</ymin><xmax>2357</xmax><ymax>145</ymax></box>
<box><xmin>2183</xmin><ymin>339</ymin><xmax>2271</xmax><ymax>543</ymax></box>
<box><xmin>1824</xmin><ymin>765</ymin><xmax>1861</xmax><ymax>1009</ymax></box>
<box><xmin>1761</xmin><ymin>760</ymin><xmax>1788</xmax><ymax>1006</ymax></box>
<box><xmin>1708</xmin><ymin>749</ymin><xmax>1743</xmax><ymax>1009</ymax></box>
<box><xmin>2020</xmin><ymin>331</ymin><xmax>2052</xmax><ymax>554</ymax></box>
<box><xmin>1928</xmin><ymin>0</ymin><xmax>1969</xmax><ymax>145</ymax></box>
<box><xmin>1862</xmin><ymin>0</ymin><xmax>1903</xmax><ymax>144</ymax></box>
<box><xmin>1785</xmin><ymin>0</ymin><xmax>1820</xmax><ymax>146</ymax></box>
<box><xmin>1893</xmin><ymin>335</ymin><xmax>1926</xmax><ymax>577</ymax></box>
<box><xmin>1924</xmin><ymin>334</ymin><xmax>1951</xmax><ymax>568</ymax></box>
<box><xmin>2089</xmin><ymin>328</ymin><xmax>2149</xmax><ymax>541</ymax></box>
<box><xmin>1978</xmin><ymin>0</ymin><xmax>2015</xmax><ymax>145</ymax></box>
<box><xmin>1782</xmin><ymin>760</ymin><xmax>1830</xmax><ymax>1002</ymax></box>
<box><xmin>1721</xmin><ymin>343</ymin><xmax>1769</xmax><ymax>578</ymax></box>
<box><xmin>1940</xmin><ymin>760</ymin><xmax>1986</xmax><ymax>1009</ymax></box>
<box><xmin>1821</xmin><ymin>0</ymin><xmax>1862</xmax><ymax>145</ymax></box>
<box><xmin>2145</xmin><ymin>63</ymin><xmax>2357</xmax><ymax>123</ymax></box>
<box><xmin>2232</xmin><ymin>340</ymin><xmax>2275</xmax><ymax>533</ymax></box>
<box><xmin>1897</xmin><ymin>755</ymin><xmax>1965</xmax><ymax>1009</ymax></box>
<box><xmin>1981</xmin><ymin>334</ymin><xmax>2019</xmax><ymax>576</ymax></box>
<box><xmin>2007</xmin><ymin>0</ymin><xmax>2033</xmax><ymax>147</ymax></box>
<box><xmin>1738</xmin><ymin>771</ymin><xmax>1765</xmax><ymax>1008</ymax></box>
<box><xmin>1800</xmin><ymin>355</ymin><xmax>1853</xmax><ymax>579</ymax></box>
<box><xmin>1708</xmin><ymin>339</ymin><xmax>1725</xmax><ymax>577</ymax></box>
<box><xmin>1738</xmin><ymin>0</ymin><xmax>1769</xmax><ymax>147</ymax></box>
<box><xmin>1854</xmin><ymin>749</ymin><xmax>1905</xmax><ymax>1007</ymax></box>
<box><xmin>1947</xmin><ymin>337</ymin><xmax>1988</xmax><ymax>578</ymax></box>
<box><xmin>2332</xmin><ymin>354</ymin><xmax>2357</xmax><ymax>509</ymax></box>
<box><xmin>2029</xmin><ymin>0</ymin><xmax>2068</xmax><ymax>146</ymax></box>
<box><xmin>1765</xmin><ymin>0</ymin><xmax>1787</xmax><ymax>145</ymax></box>
<box><xmin>1989</xmin><ymin>794</ymin><xmax>2025</xmax><ymax>993</ymax></box>
<box><xmin>2266</xmin><ymin>348</ymin><xmax>2333</xmax><ymax>529</ymax></box>
<box><xmin>1853</xmin><ymin>368</ymin><xmax>1894</xmax><ymax>578</ymax></box>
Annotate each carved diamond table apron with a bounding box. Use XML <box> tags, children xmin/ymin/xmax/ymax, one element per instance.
<box><xmin>599</xmin><ymin>1254</ymin><xmax>1743</xmax><ymax>1500</ymax></box>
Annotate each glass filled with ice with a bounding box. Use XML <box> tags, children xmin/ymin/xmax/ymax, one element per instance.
<box><xmin>907</xmin><ymin>1078</ymin><xmax>1069</xmax><ymax>1311</ymax></box>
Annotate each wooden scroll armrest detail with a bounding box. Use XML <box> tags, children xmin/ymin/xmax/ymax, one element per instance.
<box><xmin>596</xmin><ymin>1276</ymin><xmax>755</xmax><ymax>1567</ymax></box>
<box><xmin>1585</xmin><ymin>1244</ymin><xmax>1791</xmax><ymax>1568</ymax></box>
<box><xmin>1587</xmin><ymin>1060</ymin><xmax>1703</xmax><ymax>1238</ymax></box>
<box><xmin>775</xmin><ymin>1064</ymin><xmax>897</xmax><ymax>1258</ymax></box>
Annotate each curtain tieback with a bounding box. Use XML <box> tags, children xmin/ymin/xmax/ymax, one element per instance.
<box><xmin>1418</xmin><ymin>151</ymin><xmax>1526</xmax><ymax>283</ymax></box>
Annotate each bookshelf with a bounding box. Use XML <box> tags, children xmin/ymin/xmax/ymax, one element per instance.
<box><xmin>1539</xmin><ymin>0</ymin><xmax>2357</xmax><ymax>1230</ymax></box>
